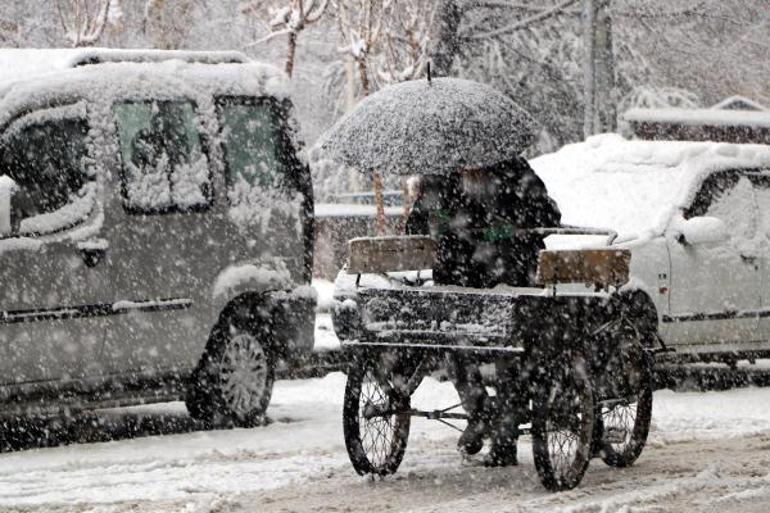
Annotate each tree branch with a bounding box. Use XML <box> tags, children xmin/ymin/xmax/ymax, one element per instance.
<box><xmin>463</xmin><ymin>0</ymin><xmax>578</xmax><ymax>40</ymax></box>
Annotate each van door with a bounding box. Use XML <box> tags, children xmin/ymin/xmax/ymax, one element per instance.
<box><xmin>0</xmin><ymin>103</ymin><xmax>111</xmax><ymax>383</ymax></box>
<box><xmin>100</xmin><ymin>99</ymin><xmax>215</xmax><ymax>376</ymax></box>
<box><xmin>665</xmin><ymin>171</ymin><xmax>761</xmax><ymax>349</ymax></box>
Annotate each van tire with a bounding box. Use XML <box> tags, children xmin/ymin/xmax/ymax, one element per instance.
<box><xmin>186</xmin><ymin>304</ymin><xmax>275</xmax><ymax>428</ymax></box>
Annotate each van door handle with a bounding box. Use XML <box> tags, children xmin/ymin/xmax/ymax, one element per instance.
<box><xmin>76</xmin><ymin>239</ymin><xmax>108</xmax><ymax>267</ymax></box>
<box><xmin>740</xmin><ymin>254</ymin><xmax>758</xmax><ymax>265</ymax></box>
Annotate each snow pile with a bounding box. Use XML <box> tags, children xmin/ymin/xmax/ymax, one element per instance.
<box><xmin>312</xmin><ymin>278</ymin><xmax>336</xmax><ymax>312</ymax></box>
<box><xmin>227</xmin><ymin>175</ymin><xmax>303</xmax><ymax>235</ymax></box>
<box><xmin>652</xmin><ymin>387</ymin><xmax>770</xmax><ymax>442</ymax></box>
<box><xmin>530</xmin><ymin>134</ymin><xmax>770</xmax><ymax>240</ymax></box>
<box><xmin>317</xmin><ymin>77</ymin><xmax>535</xmax><ymax>176</ymax></box>
<box><xmin>668</xmin><ymin>215</ymin><xmax>727</xmax><ymax>245</ymax></box>
<box><xmin>212</xmin><ymin>259</ymin><xmax>293</xmax><ymax>299</ymax></box>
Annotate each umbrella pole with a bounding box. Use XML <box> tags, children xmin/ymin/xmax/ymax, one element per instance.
<box><xmin>373</xmin><ymin>171</ymin><xmax>386</xmax><ymax>235</ymax></box>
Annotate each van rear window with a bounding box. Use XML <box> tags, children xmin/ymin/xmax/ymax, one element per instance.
<box><xmin>216</xmin><ymin>96</ymin><xmax>301</xmax><ymax>228</ymax></box>
<box><xmin>216</xmin><ymin>97</ymin><xmax>286</xmax><ymax>188</ymax></box>
<box><xmin>114</xmin><ymin>100</ymin><xmax>211</xmax><ymax>214</ymax></box>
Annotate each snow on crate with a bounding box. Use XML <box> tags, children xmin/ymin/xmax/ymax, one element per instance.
<box><xmin>530</xmin><ymin>134</ymin><xmax>770</xmax><ymax>240</ymax></box>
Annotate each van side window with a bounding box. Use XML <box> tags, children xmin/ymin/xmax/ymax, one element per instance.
<box><xmin>114</xmin><ymin>100</ymin><xmax>211</xmax><ymax>214</ymax></box>
<box><xmin>216</xmin><ymin>96</ymin><xmax>301</xmax><ymax>227</ymax></box>
<box><xmin>748</xmin><ymin>170</ymin><xmax>770</xmax><ymax>242</ymax></box>
<box><xmin>0</xmin><ymin>104</ymin><xmax>95</xmax><ymax>236</ymax></box>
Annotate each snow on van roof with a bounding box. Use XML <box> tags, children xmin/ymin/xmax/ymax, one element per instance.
<box><xmin>0</xmin><ymin>48</ymin><xmax>250</xmax><ymax>87</ymax></box>
<box><xmin>624</xmin><ymin>107</ymin><xmax>770</xmax><ymax>129</ymax></box>
<box><xmin>530</xmin><ymin>134</ymin><xmax>770</xmax><ymax>240</ymax></box>
<box><xmin>0</xmin><ymin>52</ymin><xmax>291</xmax><ymax>131</ymax></box>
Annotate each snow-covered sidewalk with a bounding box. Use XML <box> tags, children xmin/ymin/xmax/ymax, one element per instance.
<box><xmin>0</xmin><ymin>372</ymin><xmax>768</xmax><ymax>513</ymax></box>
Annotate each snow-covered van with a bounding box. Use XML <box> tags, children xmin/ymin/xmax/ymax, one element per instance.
<box><xmin>0</xmin><ymin>49</ymin><xmax>315</xmax><ymax>425</ymax></box>
<box><xmin>531</xmin><ymin>133</ymin><xmax>770</xmax><ymax>361</ymax></box>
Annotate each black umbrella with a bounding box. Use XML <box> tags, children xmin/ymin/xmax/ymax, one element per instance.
<box><xmin>317</xmin><ymin>76</ymin><xmax>536</xmax><ymax>176</ymax></box>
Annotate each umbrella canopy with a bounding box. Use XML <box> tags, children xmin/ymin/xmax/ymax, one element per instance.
<box><xmin>317</xmin><ymin>77</ymin><xmax>536</xmax><ymax>176</ymax></box>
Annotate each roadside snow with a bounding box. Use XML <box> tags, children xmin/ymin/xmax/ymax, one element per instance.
<box><xmin>311</xmin><ymin>278</ymin><xmax>335</xmax><ymax>312</ymax></box>
<box><xmin>0</xmin><ymin>370</ymin><xmax>768</xmax><ymax>512</ymax></box>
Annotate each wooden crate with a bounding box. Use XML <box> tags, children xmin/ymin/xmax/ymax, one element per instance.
<box><xmin>347</xmin><ymin>235</ymin><xmax>436</xmax><ymax>274</ymax></box>
<box><xmin>537</xmin><ymin>249</ymin><xmax>631</xmax><ymax>288</ymax></box>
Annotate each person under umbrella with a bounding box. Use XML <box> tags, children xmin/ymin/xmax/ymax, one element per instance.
<box><xmin>319</xmin><ymin>75</ymin><xmax>558</xmax><ymax>466</ymax></box>
<box><xmin>406</xmin><ymin>156</ymin><xmax>561</xmax><ymax>466</ymax></box>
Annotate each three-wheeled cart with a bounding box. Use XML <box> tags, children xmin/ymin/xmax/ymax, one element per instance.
<box><xmin>332</xmin><ymin>234</ymin><xmax>658</xmax><ymax>491</ymax></box>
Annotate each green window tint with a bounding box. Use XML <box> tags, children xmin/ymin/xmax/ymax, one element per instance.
<box><xmin>114</xmin><ymin>100</ymin><xmax>211</xmax><ymax>213</ymax></box>
<box><xmin>217</xmin><ymin>100</ymin><xmax>285</xmax><ymax>189</ymax></box>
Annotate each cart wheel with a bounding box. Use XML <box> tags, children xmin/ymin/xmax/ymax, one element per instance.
<box><xmin>343</xmin><ymin>356</ymin><xmax>411</xmax><ymax>476</ymax></box>
<box><xmin>597</xmin><ymin>353</ymin><xmax>653</xmax><ymax>467</ymax></box>
<box><xmin>532</xmin><ymin>355</ymin><xmax>595</xmax><ymax>492</ymax></box>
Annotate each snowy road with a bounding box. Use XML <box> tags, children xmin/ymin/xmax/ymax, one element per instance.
<box><xmin>1</xmin><ymin>373</ymin><xmax>769</xmax><ymax>513</ymax></box>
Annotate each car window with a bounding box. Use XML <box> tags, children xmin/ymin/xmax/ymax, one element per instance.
<box><xmin>0</xmin><ymin>103</ymin><xmax>95</xmax><ymax>237</ymax></box>
<box><xmin>749</xmin><ymin>171</ymin><xmax>770</xmax><ymax>242</ymax></box>
<box><xmin>114</xmin><ymin>100</ymin><xmax>211</xmax><ymax>214</ymax></box>
<box><xmin>216</xmin><ymin>96</ymin><xmax>301</xmax><ymax>227</ymax></box>
<box><xmin>697</xmin><ymin>173</ymin><xmax>758</xmax><ymax>247</ymax></box>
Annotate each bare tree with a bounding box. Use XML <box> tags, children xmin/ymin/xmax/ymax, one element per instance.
<box><xmin>243</xmin><ymin>0</ymin><xmax>330</xmax><ymax>78</ymax></box>
<box><xmin>55</xmin><ymin>0</ymin><xmax>122</xmax><ymax>47</ymax></box>
<box><xmin>0</xmin><ymin>18</ymin><xmax>21</xmax><ymax>46</ymax></box>
<box><xmin>376</xmin><ymin>0</ymin><xmax>436</xmax><ymax>84</ymax></box>
<box><xmin>332</xmin><ymin>0</ymin><xmax>391</xmax><ymax>233</ymax></box>
<box><xmin>581</xmin><ymin>0</ymin><xmax>615</xmax><ymax>137</ymax></box>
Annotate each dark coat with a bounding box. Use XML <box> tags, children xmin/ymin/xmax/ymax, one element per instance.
<box><xmin>406</xmin><ymin>157</ymin><xmax>560</xmax><ymax>288</ymax></box>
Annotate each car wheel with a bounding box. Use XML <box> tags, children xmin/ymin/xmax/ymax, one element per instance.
<box><xmin>186</xmin><ymin>305</ymin><xmax>275</xmax><ymax>427</ymax></box>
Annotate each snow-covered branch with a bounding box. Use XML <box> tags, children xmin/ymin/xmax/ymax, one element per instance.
<box><xmin>242</xmin><ymin>0</ymin><xmax>331</xmax><ymax>77</ymax></box>
<box><xmin>56</xmin><ymin>0</ymin><xmax>121</xmax><ymax>47</ymax></box>
<box><xmin>464</xmin><ymin>0</ymin><xmax>579</xmax><ymax>40</ymax></box>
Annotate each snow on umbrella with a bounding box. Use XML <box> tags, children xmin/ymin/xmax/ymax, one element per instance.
<box><xmin>317</xmin><ymin>77</ymin><xmax>537</xmax><ymax>176</ymax></box>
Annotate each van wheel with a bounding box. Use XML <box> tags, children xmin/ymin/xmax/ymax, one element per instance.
<box><xmin>186</xmin><ymin>307</ymin><xmax>275</xmax><ymax>427</ymax></box>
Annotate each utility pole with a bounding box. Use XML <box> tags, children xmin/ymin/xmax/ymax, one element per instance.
<box><xmin>582</xmin><ymin>0</ymin><xmax>616</xmax><ymax>137</ymax></box>
<box><xmin>431</xmin><ymin>0</ymin><xmax>461</xmax><ymax>77</ymax></box>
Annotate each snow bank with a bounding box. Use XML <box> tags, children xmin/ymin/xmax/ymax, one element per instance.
<box><xmin>212</xmin><ymin>260</ymin><xmax>293</xmax><ymax>299</ymax></box>
<box><xmin>530</xmin><ymin>134</ymin><xmax>770</xmax><ymax>239</ymax></box>
<box><xmin>312</xmin><ymin>278</ymin><xmax>335</xmax><ymax>312</ymax></box>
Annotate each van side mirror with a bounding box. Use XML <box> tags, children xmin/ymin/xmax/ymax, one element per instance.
<box><xmin>675</xmin><ymin>216</ymin><xmax>728</xmax><ymax>246</ymax></box>
<box><xmin>0</xmin><ymin>175</ymin><xmax>18</xmax><ymax>237</ymax></box>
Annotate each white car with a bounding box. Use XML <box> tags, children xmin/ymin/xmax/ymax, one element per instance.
<box><xmin>531</xmin><ymin>133</ymin><xmax>770</xmax><ymax>360</ymax></box>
